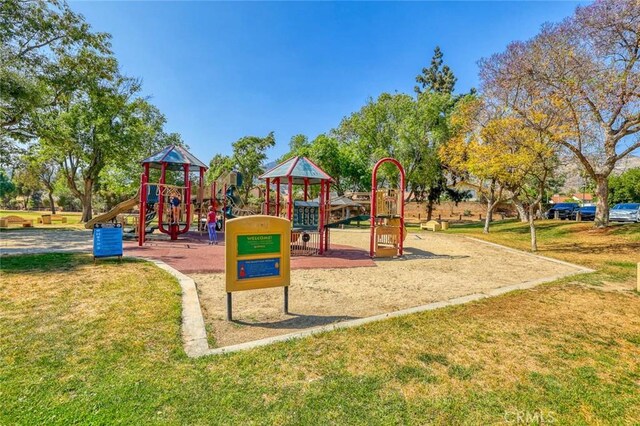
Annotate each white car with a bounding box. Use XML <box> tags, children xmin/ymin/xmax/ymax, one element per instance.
<box><xmin>609</xmin><ymin>203</ymin><xmax>640</xmax><ymax>223</ymax></box>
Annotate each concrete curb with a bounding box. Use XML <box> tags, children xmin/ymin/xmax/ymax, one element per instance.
<box><xmin>142</xmin><ymin>236</ymin><xmax>595</xmax><ymax>358</ymax></box>
<box><xmin>141</xmin><ymin>258</ymin><xmax>210</xmax><ymax>357</ymax></box>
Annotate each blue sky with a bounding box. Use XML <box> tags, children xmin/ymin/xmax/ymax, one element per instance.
<box><xmin>72</xmin><ymin>1</ymin><xmax>581</xmax><ymax>164</ymax></box>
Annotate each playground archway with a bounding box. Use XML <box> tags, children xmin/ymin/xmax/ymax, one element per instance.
<box><xmin>369</xmin><ymin>158</ymin><xmax>406</xmax><ymax>258</ymax></box>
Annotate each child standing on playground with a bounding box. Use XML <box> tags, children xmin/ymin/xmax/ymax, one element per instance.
<box><xmin>170</xmin><ymin>192</ymin><xmax>181</xmax><ymax>224</ymax></box>
<box><xmin>206</xmin><ymin>206</ymin><xmax>218</xmax><ymax>245</ymax></box>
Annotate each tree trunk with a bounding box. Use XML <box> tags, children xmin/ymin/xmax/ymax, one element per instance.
<box><xmin>80</xmin><ymin>180</ymin><xmax>93</xmax><ymax>222</ymax></box>
<box><xmin>48</xmin><ymin>191</ymin><xmax>56</xmax><ymax>215</ymax></box>
<box><xmin>514</xmin><ymin>200</ymin><xmax>528</xmax><ymax>223</ymax></box>
<box><xmin>528</xmin><ymin>204</ymin><xmax>537</xmax><ymax>252</ymax></box>
<box><xmin>406</xmin><ymin>189</ymin><xmax>414</xmax><ymax>203</ymax></box>
<box><xmin>426</xmin><ymin>200</ymin><xmax>434</xmax><ymax>221</ymax></box>
<box><xmin>594</xmin><ymin>176</ymin><xmax>609</xmax><ymax>228</ymax></box>
<box><xmin>483</xmin><ymin>195</ymin><xmax>494</xmax><ymax>234</ymax></box>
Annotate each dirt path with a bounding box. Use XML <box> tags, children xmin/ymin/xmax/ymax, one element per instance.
<box><xmin>194</xmin><ymin>229</ymin><xmax>587</xmax><ymax>347</ymax></box>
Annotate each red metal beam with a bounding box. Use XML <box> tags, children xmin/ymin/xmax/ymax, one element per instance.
<box><xmin>138</xmin><ymin>173</ymin><xmax>147</xmax><ymax>246</ymax></box>
<box><xmin>325</xmin><ymin>180</ymin><xmax>330</xmax><ymax>252</ymax></box>
<box><xmin>319</xmin><ymin>178</ymin><xmax>325</xmax><ymax>255</ymax></box>
<box><xmin>287</xmin><ymin>175</ymin><xmax>293</xmax><ymax>221</ymax></box>
<box><xmin>179</xmin><ymin>163</ymin><xmax>191</xmax><ymax>236</ymax></box>
<box><xmin>276</xmin><ymin>178</ymin><xmax>281</xmax><ymax>216</ymax></box>
<box><xmin>158</xmin><ymin>162</ymin><xmax>167</xmax><ymax>235</ymax></box>
<box><xmin>265</xmin><ymin>178</ymin><xmax>270</xmax><ymax>215</ymax></box>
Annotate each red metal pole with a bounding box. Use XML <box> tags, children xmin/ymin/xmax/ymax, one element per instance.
<box><xmin>398</xmin><ymin>165</ymin><xmax>405</xmax><ymax>256</ymax></box>
<box><xmin>287</xmin><ymin>176</ymin><xmax>293</xmax><ymax>221</ymax></box>
<box><xmin>180</xmin><ymin>163</ymin><xmax>191</xmax><ymax>235</ymax></box>
<box><xmin>198</xmin><ymin>166</ymin><xmax>204</xmax><ymax>232</ymax></box>
<box><xmin>370</xmin><ymin>173</ymin><xmax>377</xmax><ymax>258</ymax></box>
<box><xmin>158</xmin><ymin>162</ymin><xmax>167</xmax><ymax>235</ymax></box>
<box><xmin>325</xmin><ymin>180</ymin><xmax>330</xmax><ymax>251</ymax></box>
<box><xmin>319</xmin><ymin>179</ymin><xmax>325</xmax><ymax>255</ymax></box>
<box><xmin>265</xmin><ymin>178</ymin><xmax>270</xmax><ymax>215</ymax></box>
<box><xmin>276</xmin><ymin>179</ymin><xmax>281</xmax><ymax>217</ymax></box>
<box><xmin>138</xmin><ymin>173</ymin><xmax>147</xmax><ymax>246</ymax></box>
<box><xmin>304</xmin><ymin>178</ymin><xmax>308</xmax><ymax>201</ymax></box>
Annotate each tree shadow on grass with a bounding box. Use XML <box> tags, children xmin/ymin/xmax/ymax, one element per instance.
<box><xmin>539</xmin><ymin>241</ymin><xmax>640</xmax><ymax>256</ymax></box>
<box><xmin>233</xmin><ymin>313</ymin><xmax>359</xmax><ymax>330</ymax></box>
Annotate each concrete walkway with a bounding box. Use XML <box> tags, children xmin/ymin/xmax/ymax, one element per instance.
<box><xmin>0</xmin><ymin>229</ymin><xmax>93</xmax><ymax>255</ymax></box>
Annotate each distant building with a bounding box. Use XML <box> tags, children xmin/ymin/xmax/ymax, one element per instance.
<box><xmin>550</xmin><ymin>193</ymin><xmax>594</xmax><ymax>204</ymax></box>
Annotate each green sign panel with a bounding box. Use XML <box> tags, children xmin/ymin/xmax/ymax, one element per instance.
<box><xmin>237</xmin><ymin>234</ymin><xmax>281</xmax><ymax>256</ymax></box>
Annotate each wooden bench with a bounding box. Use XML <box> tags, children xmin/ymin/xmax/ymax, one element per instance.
<box><xmin>420</xmin><ymin>220</ymin><xmax>442</xmax><ymax>232</ymax></box>
<box><xmin>51</xmin><ymin>214</ymin><xmax>67</xmax><ymax>223</ymax></box>
<box><xmin>0</xmin><ymin>215</ymin><xmax>34</xmax><ymax>228</ymax></box>
<box><xmin>40</xmin><ymin>214</ymin><xmax>68</xmax><ymax>224</ymax></box>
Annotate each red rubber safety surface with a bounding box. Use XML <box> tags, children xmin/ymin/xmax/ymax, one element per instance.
<box><xmin>123</xmin><ymin>232</ymin><xmax>374</xmax><ymax>274</ymax></box>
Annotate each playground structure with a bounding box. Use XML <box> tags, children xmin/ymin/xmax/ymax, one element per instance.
<box><xmin>138</xmin><ymin>145</ymin><xmax>208</xmax><ymax>245</ymax></box>
<box><xmin>210</xmin><ymin>170</ymin><xmax>256</xmax><ymax>232</ymax></box>
<box><xmin>86</xmin><ymin>145</ymin><xmax>209</xmax><ymax>245</ymax></box>
<box><xmin>259</xmin><ymin>156</ymin><xmax>333</xmax><ymax>255</ymax></box>
<box><xmin>369</xmin><ymin>158</ymin><xmax>406</xmax><ymax>258</ymax></box>
<box><xmin>85</xmin><ymin>146</ymin><xmax>407</xmax><ymax>260</ymax></box>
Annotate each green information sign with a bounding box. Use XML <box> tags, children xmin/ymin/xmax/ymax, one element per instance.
<box><xmin>237</xmin><ymin>234</ymin><xmax>281</xmax><ymax>256</ymax></box>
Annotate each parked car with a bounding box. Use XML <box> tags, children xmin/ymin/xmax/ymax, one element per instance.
<box><xmin>546</xmin><ymin>203</ymin><xmax>579</xmax><ymax>220</ymax></box>
<box><xmin>570</xmin><ymin>205</ymin><xmax>596</xmax><ymax>221</ymax></box>
<box><xmin>609</xmin><ymin>203</ymin><xmax>640</xmax><ymax>223</ymax></box>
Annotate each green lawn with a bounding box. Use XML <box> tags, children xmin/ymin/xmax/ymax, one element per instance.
<box><xmin>0</xmin><ymin>210</ymin><xmax>84</xmax><ymax>229</ymax></box>
<box><xmin>446</xmin><ymin>219</ymin><xmax>640</xmax><ymax>290</ymax></box>
<box><xmin>1</xmin><ymin>222</ymin><xmax>639</xmax><ymax>424</ymax></box>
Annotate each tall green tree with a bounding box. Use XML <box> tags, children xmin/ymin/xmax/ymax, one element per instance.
<box><xmin>21</xmin><ymin>148</ymin><xmax>59</xmax><ymax>213</ymax></box>
<box><xmin>37</xmin><ymin>60</ymin><xmax>169</xmax><ymax>221</ymax></box>
<box><xmin>0</xmin><ymin>169</ymin><xmax>16</xmax><ymax>205</ymax></box>
<box><xmin>609</xmin><ymin>168</ymin><xmax>640</xmax><ymax>204</ymax></box>
<box><xmin>412</xmin><ymin>47</ymin><xmax>465</xmax><ymax>219</ymax></box>
<box><xmin>12</xmin><ymin>160</ymin><xmax>43</xmax><ymax>210</ymax></box>
<box><xmin>1</xmin><ymin>0</ymin><xmax>110</xmax><ymax>140</ymax></box>
<box><xmin>414</xmin><ymin>46</ymin><xmax>457</xmax><ymax>95</ymax></box>
<box><xmin>204</xmin><ymin>154</ymin><xmax>234</xmax><ymax>184</ymax></box>
<box><xmin>232</xmin><ymin>132</ymin><xmax>276</xmax><ymax>204</ymax></box>
<box><xmin>403</xmin><ymin>92</ymin><xmax>457</xmax><ymax>220</ymax></box>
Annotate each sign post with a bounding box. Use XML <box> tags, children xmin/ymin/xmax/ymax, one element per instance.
<box><xmin>225</xmin><ymin>215</ymin><xmax>291</xmax><ymax>321</ymax></box>
<box><xmin>93</xmin><ymin>223</ymin><xmax>123</xmax><ymax>262</ymax></box>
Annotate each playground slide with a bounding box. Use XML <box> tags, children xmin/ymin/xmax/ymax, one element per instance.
<box><xmin>226</xmin><ymin>186</ymin><xmax>242</xmax><ymax>207</ymax></box>
<box><xmin>220</xmin><ymin>185</ymin><xmax>255</xmax><ymax>218</ymax></box>
<box><xmin>84</xmin><ymin>192</ymin><xmax>139</xmax><ymax>229</ymax></box>
<box><xmin>225</xmin><ymin>195</ymin><xmax>256</xmax><ymax>218</ymax></box>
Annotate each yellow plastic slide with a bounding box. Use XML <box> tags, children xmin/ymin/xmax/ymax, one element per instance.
<box><xmin>84</xmin><ymin>191</ymin><xmax>139</xmax><ymax>229</ymax></box>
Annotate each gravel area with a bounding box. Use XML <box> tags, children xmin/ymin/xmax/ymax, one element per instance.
<box><xmin>194</xmin><ymin>229</ymin><xmax>585</xmax><ymax>347</ymax></box>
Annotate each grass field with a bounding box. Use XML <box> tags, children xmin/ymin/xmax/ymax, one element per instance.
<box><xmin>1</xmin><ymin>221</ymin><xmax>639</xmax><ymax>424</ymax></box>
<box><xmin>446</xmin><ymin>219</ymin><xmax>640</xmax><ymax>291</ymax></box>
<box><xmin>0</xmin><ymin>210</ymin><xmax>84</xmax><ymax>229</ymax></box>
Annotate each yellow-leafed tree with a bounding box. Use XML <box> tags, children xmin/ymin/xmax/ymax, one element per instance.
<box><xmin>442</xmin><ymin>96</ymin><xmax>556</xmax><ymax>251</ymax></box>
